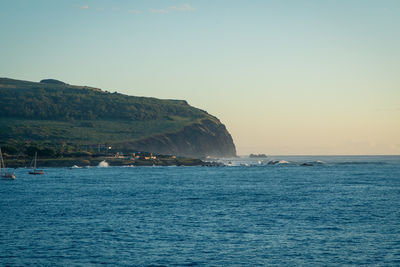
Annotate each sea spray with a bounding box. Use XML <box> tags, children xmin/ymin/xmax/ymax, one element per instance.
<box><xmin>97</xmin><ymin>160</ymin><xmax>109</xmax><ymax>167</ymax></box>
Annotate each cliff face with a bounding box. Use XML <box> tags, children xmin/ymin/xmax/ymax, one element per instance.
<box><xmin>115</xmin><ymin>119</ymin><xmax>236</xmax><ymax>158</ymax></box>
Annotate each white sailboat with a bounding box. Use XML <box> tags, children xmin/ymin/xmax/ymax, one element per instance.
<box><xmin>0</xmin><ymin>148</ymin><xmax>15</xmax><ymax>179</ymax></box>
<box><xmin>29</xmin><ymin>152</ymin><xmax>44</xmax><ymax>175</ymax></box>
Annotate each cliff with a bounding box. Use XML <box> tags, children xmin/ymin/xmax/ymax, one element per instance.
<box><xmin>0</xmin><ymin>77</ymin><xmax>236</xmax><ymax>158</ymax></box>
<box><xmin>116</xmin><ymin>119</ymin><xmax>236</xmax><ymax>158</ymax></box>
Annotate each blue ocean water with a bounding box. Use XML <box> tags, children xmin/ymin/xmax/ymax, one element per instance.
<box><xmin>1</xmin><ymin>156</ymin><xmax>400</xmax><ymax>266</ymax></box>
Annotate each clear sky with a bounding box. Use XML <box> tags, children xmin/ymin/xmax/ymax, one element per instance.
<box><xmin>1</xmin><ymin>0</ymin><xmax>399</xmax><ymax>155</ymax></box>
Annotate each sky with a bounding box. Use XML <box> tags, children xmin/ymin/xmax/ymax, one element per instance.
<box><xmin>1</xmin><ymin>0</ymin><xmax>399</xmax><ymax>155</ymax></box>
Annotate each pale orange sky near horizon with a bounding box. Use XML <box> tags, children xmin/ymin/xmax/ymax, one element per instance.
<box><xmin>1</xmin><ymin>0</ymin><xmax>399</xmax><ymax>155</ymax></box>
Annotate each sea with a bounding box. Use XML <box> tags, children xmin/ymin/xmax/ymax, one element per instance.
<box><xmin>1</xmin><ymin>156</ymin><xmax>400</xmax><ymax>266</ymax></box>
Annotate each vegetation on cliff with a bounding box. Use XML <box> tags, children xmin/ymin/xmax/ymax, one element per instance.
<box><xmin>0</xmin><ymin>77</ymin><xmax>212</xmax><ymax>122</ymax></box>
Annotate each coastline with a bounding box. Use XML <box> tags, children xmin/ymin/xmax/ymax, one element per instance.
<box><xmin>4</xmin><ymin>156</ymin><xmax>220</xmax><ymax>168</ymax></box>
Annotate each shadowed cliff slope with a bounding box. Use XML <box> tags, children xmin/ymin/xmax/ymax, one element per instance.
<box><xmin>115</xmin><ymin>119</ymin><xmax>236</xmax><ymax>158</ymax></box>
<box><xmin>0</xmin><ymin>78</ymin><xmax>236</xmax><ymax>157</ymax></box>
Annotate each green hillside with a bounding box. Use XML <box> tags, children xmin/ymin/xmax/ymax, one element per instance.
<box><xmin>0</xmin><ymin>78</ymin><xmax>214</xmax><ymax>122</ymax></box>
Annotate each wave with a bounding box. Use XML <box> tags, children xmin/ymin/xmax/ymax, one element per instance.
<box><xmin>70</xmin><ymin>165</ymin><xmax>81</xmax><ymax>169</ymax></box>
<box><xmin>97</xmin><ymin>160</ymin><xmax>109</xmax><ymax>167</ymax></box>
<box><xmin>300</xmin><ymin>160</ymin><xmax>326</xmax><ymax>166</ymax></box>
<box><xmin>267</xmin><ymin>160</ymin><xmax>291</xmax><ymax>165</ymax></box>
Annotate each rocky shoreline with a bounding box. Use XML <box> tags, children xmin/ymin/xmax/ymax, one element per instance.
<box><xmin>4</xmin><ymin>156</ymin><xmax>223</xmax><ymax>168</ymax></box>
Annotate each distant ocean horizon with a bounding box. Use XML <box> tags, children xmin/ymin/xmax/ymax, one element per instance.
<box><xmin>1</xmin><ymin>155</ymin><xmax>400</xmax><ymax>265</ymax></box>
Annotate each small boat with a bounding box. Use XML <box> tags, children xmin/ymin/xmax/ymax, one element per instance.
<box><xmin>29</xmin><ymin>152</ymin><xmax>44</xmax><ymax>175</ymax></box>
<box><xmin>0</xmin><ymin>148</ymin><xmax>15</xmax><ymax>179</ymax></box>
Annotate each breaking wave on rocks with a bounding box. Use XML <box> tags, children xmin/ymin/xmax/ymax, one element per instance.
<box><xmin>97</xmin><ymin>160</ymin><xmax>109</xmax><ymax>167</ymax></box>
<box><xmin>216</xmin><ymin>156</ymin><xmax>399</xmax><ymax>167</ymax></box>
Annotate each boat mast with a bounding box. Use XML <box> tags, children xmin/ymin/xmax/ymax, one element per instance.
<box><xmin>0</xmin><ymin>148</ymin><xmax>3</xmax><ymax>175</ymax></box>
<box><xmin>34</xmin><ymin>152</ymin><xmax>37</xmax><ymax>171</ymax></box>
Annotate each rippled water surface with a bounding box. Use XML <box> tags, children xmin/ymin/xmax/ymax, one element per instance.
<box><xmin>1</xmin><ymin>156</ymin><xmax>400</xmax><ymax>266</ymax></box>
